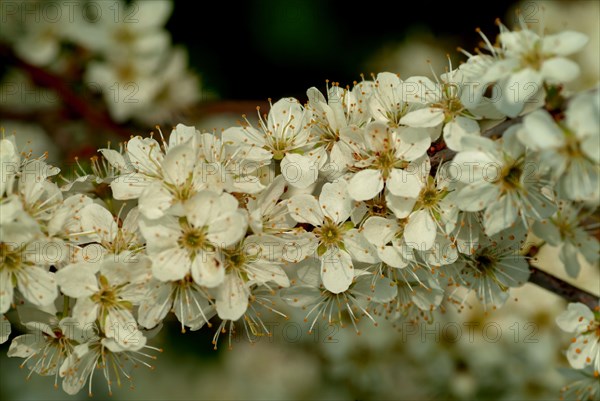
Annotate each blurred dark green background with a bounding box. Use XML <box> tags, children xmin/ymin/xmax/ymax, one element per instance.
<box><xmin>167</xmin><ymin>0</ymin><xmax>518</xmax><ymax>101</ymax></box>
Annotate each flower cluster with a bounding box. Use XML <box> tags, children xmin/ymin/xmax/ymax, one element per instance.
<box><xmin>0</xmin><ymin>0</ymin><xmax>200</xmax><ymax>125</ymax></box>
<box><xmin>1</xmin><ymin>16</ymin><xmax>598</xmax><ymax>398</ymax></box>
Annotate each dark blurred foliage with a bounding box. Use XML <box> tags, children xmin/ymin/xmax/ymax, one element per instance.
<box><xmin>167</xmin><ymin>0</ymin><xmax>519</xmax><ymax>101</ymax></box>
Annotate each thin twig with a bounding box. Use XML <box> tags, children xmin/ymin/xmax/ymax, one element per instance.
<box><xmin>528</xmin><ymin>267</ymin><xmax>598</xmax><ymax>309</ymax></box>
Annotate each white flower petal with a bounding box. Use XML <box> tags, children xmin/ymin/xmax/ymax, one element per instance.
<box><xmin>104</xmin><ymin>309</ymin><xmax>143</xmax><ymax>349</ymax></box>
<box><xmin>404</xmin><ymin>210</ymin><xmax>437</xmax><ymax>251</ymax></box>
<box><xmin>581</xmin><ymin>134</ymin><xmax>600</xmax><ymax>164</ymax></box>
<box><xmin>352</xmin><ymin>275</ymin><xmax>397</xmax><ymax>303</ymax></box>
<box><xmin>191</xmin><ymin>251</ymin><xmax>224</xmax><ymax>288</ymax></box>
<box><xmin>321</xmin><ymin>248</ymin><xmax>353</xmax><ymax>294</ymax></box>
<box><xmin>542</xmin><ymin>31</ymin><xmax>589</xmax><ymax>56</ymax></box>
<box><xmin>59</xmin><ymin>317</ymin><xmax>95</xmax><ymax>343</ymax></box>
<box><xmin>216</xmin><ymin>274</ymin><xmax>249</xmax><ymax>321</ymax></box>
<box><xmin>443</xmin><ymin>117</ymin><xmax>480</xmax><ymax>151</ymax></box>
<box><xmin>246</xmin><ymin>261</ymin><xmax>290</xmax><ymax>287</ymax></box>
<box><xmin>16</xmin><ymin>267</ymin><xmax>58</xmax><ymax>307</ymax></box>
<box><xmin>255</xmin><ymin>175</ymin><xmax>286</xmax><ymax>216</ymax></box>
<box><xmin>361</xmin><ymin>216</ymin><xmax>398</xmax><ymax>246</ymax></box>
<box><xmin>541</xmin><ymin>58</ymin><xmax>580</xmax><ymax>83</ymax></box>
<box><xmin>395</xmin><ymin>127</ymin><xmax>432</xmax><ymax>161</ymax></box>
<box><xmin>556</xmin><ymin>303</ymin><xmax>595</xmax><ymax>333</ymax></box>
<box><xmin>281</xmin><ymin>285</ymin><xmax>321</xmax><ymax>307</ymax></box>
<box><xmin>476</xmin><ymin>56</ymin><xmax>515</xmax><ymax>83</ymax></box>
<box><xmin>344</xmin><ymin>229</ymin><xmax>378</xmax><ymax>263</ymax></box>
<box><xmin>138</xmin><ymin>215</ymin><xmax>180</xmax><ymax>254</ymax></box>
<box><xmin>280</xmin><ymin>153</ymin><xmax>319</xmax><ymax>189</ymax></box>
<box><xmin>80</xmin><ymin>203</ymin><xmax>118</xmax><ymax>244</ymax></box>
<box><xmin>560</xmin><ymin>242</ymin><xmax>581</xmax><ymax>279</ymax></box>
<box><xmin>451</xmin><ymin>150</ymin><xmax>500</xmax><ymax>183</ymax></box>
<box><xmin>110</xmin><ymin>172</ymin><xmax>153</xmax><ymax>200</ymax></box>
<box><xmin>483</xmin><ymin>195</ymin><xmax>519</xmax><ymax>236</ymax></box>
<box><xmin>102</xmin><ymin>252</ymin><xmax>152</xmax><ymax>287</ymax></box>
<box><xmin>386</xmin><ymin>192</ymin><xmax>418</xmax><ymax>219</ymax></box>
<box><xmin>411</xmin><ymin>281</ymin><xmax>445</xmax><ymax>310</ymax></box>
<box><xmin>566</xmin><ymin>335</ymin><xmax>598</xmax><ymax>369</ymax></box>
<box><xmin>456</xmin><ymin>181</ymin><xmax>501</xmax><ymax>212</ymax></box>
<box><xmin>364</xmin><ymin>122</ymin><xmax>392</xmax><ymax>153</ymax></box>
<box><xmin>207</xmin><ymin>210</ymin><xmax>248</xmax><ymax>248</ymax></box>
<box><xmin>103</xmin><ymin>332</ymin><xmax>146</xmax><ymax>353</ymax></box>
<box><xmin>132</xmin><ymin>0</ymin><xmax>173</xmax><ymax>29</ymax></box>
<box><xmin>566</xmin><ymin>91</ymin><xmax>599</xmax><ymax>141</ymax></box>
<box><xmin>72</xmin><ymin>297</ymin><xmax>99</xmax><ymax>325</ymax></box>
<box><xmin>168</xmin><ymin>123</ymin><xmax>198</xmax><ymax>148</ymax></box>
<box><xmin>162</xmin><ymin>143</ymin><xmax>196</xmax><ymax>187</ymax></box>
<box><xmin>0</xmin><ymin>315</ymin><xmax>10</xmax><ymax>344</ymax></box>
<box><xmin>0</xmin><ymin>270</ymin><xmax>14</xmax><ymax>314</ymax></box>
<box><xmin>59</xmin><ymin>344</ymin><xmax>93</xmax><ymax>395</ymax></box>
<box><xmin>138</xmin><ymin>183</ymin><xmax>173</xmax><ymax>219</ymax></box>
<box><xmin>137</xmin><ymin>281</ymin><xmax>173</xmax><ymax>329</ymax></box>
<box><xmin>268</xmin><ymin>98</ymin><xmax>305</xmax><ymax>133</ymax></box>
<box><xmin>319</xmin><ymin>179</ymin><xmax>351</xmax><ymax>224</ymax></box>
<box><xmin>423</xmin><ymin>235</ymin><xmax>458</xmax><ymax>266</ymax></box>
<box><xmin>400</xmin><ymin>107</ymin><xmax>444</xmax><ymax>127</ymax></box>
<box><xmin>380</xmin><ymin>245</ymin><xmax>411</xmax><ymax>269</ymax></box>
<box><xmin>495</xmin><ymin>256</ymin><xmax>531</xmax><ymax>288</ymax></box>
<box><xmin>222</xmin><ymin>126</ymin><xmax>266</xmax><ymax>147</ymax></box>
<box><xmin>387</xmin><ymin>168</ymin><xmax>423</xmax><ymax>198</ymax></box>
<box><xmin>98</xmin><ymin>148</ymin><xmax>131</xmax><ymax>172</ymax></box>
<box><xmin>126</xmin><ymin>137</ymin><xmax>163</xmax><ymax>176</ymax></box>
<box><xmin>287</xmin><ymin>194</ymin><xmax>325</xmax><ymax>226</ymax></box>
<box><xmin>497</xmin><ymin>70</ymin><xmax>542</xmax><ymax>118</ymax></box>
<box><xmin>347</xmin><ymin>169</ymin><xmax>383</xmax><ymax>201</ymax></box>
<box><xmin>7</xmin><ymin>334</ymin><xmax>42</xmax><ymax>358</ymax></box>
<box><xmin>519</xmin><ymin>109</ymin><xmax>565</xmax><ymax>150</ymax></box>
<box><xmin>56</xmin><ymin>263</ymin><xmax>99</xmax><ymax>298</ymax></box>
<box><xmin>152</xmin><ymin>248</ymin><xmax>190</xmax><ymax>282</ymax></box>
<box><xmin>184</xmin><ymin>191</ymin><xmax>222</xmax><ymax>228</ymax></box>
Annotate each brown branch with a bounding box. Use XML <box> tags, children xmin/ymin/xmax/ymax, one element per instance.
<box><xmin>528</xmin><ymin>267</ymin><xmax>598</xmax><ymax>309</ymax></box>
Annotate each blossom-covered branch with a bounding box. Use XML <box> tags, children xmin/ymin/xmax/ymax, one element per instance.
<box><xmin>1</xmin><ymin>3</ymin><xmax>598</xmax><ymax>399</ymax></box>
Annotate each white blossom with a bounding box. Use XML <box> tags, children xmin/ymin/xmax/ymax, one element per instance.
<box><xmin>139</xmin><ymin>191</ymin><xmax>247</xmax><ymax>287</ymax></box>
<box><xmin>556</xmin><ymin>302</ymin><xmax>600</xmax><ymax>374</ymax></box>
<box><xmin>344</xmin><ymin>122</ymin><xmax>429</xmax><ymax>202</ymax></box>
<box><xmin>517</xmin><ymin>90</ymin><xmax>599</xmax><ymax>202</ymax></box>
<box><xmin>223</xmin><ymin>98</ymin><xmax>321</xmax><ymax>188</ymax></box>
<box><xmin>452</xmin><ymin>131</ymin><xmax>556</xmax><ymax>236</ymax></box>
<box><xmin>453</xmin><ymin>224</ymin><xmax>530</xmax><ymax>309</ymax></box>
<box><xmin>287</xmin><ymin>179</ymin><xmax>377</xmax><ymax>293</ymax></box>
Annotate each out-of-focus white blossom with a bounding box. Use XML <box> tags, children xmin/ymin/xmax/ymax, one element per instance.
<box><xmin>556</xmin><ymin>302</ymin><xmax>600</xmax><ymax>374</ymax></box>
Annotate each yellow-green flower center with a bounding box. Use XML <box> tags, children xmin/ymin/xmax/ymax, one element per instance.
<box><xmin>91</xmin><ymin>275</ymin><xmax>120</xmax><ymax>306</ymax></box>
<box><xmin>0</xmin><ymin>243</ymin><xmax>22</xmax><ymax>272</ymax></box>
<box><xmin>374</xmin><ymin>149</ymin><xmax>408</xmax><ymax>180</ymax></box>
<box><xmin>314</xmin><ymin>218</ymin><xmax>354</xmax><ymax>255</ymax></box>
<box><xmin>432</xmin><ymin>83</ymin><xmax>465</xmax><ymax>121</ymax></box>
<box><xmin>178</xmin><ymin>220</ymin><xmax>212</xmax><ymax>254</ymax></box>
<box><xmin>499</xmin><ymin>161</ymin><xmax>523</xmax><ymax>191</ymax></box>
